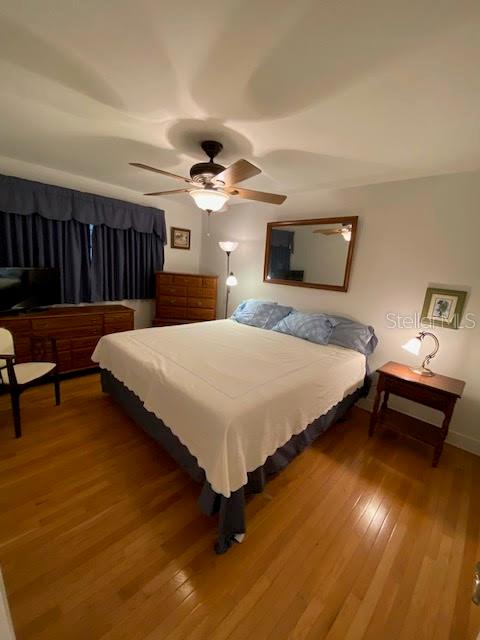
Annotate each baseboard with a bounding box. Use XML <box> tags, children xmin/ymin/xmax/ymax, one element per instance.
<box><xmin>445</xmin><ymin>430</ymin><xmax>480</xmax><ymax>457</ymax></box>
<box><xmin>0</xmin><ymin>569</ymin><xmax>15</xmax><ymax>639</ymax></box>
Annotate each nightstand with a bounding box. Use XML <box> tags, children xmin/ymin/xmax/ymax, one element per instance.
<box><xmin>368</xmin><ymin>361</ymin><xmax>465</xmax><ymax>466</ymax></box>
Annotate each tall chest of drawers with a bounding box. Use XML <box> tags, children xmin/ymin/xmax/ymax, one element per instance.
<box><xmin>154</xmin><ymin>272</ymin><xmax>218</xmax><ymax>326</ymax></box>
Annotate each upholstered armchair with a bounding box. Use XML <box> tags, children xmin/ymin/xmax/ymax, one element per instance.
<box><xmin>0</xmin><ymin>328</ymin><xmax>60</xmax><ymax>438</ymax></box>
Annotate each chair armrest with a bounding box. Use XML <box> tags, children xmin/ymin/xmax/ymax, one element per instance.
<box><xmin>30</xmin><ymin>335</ymin><xmax>58</xmax><ymax>363</ymax></box>
<box><xmin>0</xmin><ymin>354</ymin><xmax>15</xmax><ymax>360</ymax></box>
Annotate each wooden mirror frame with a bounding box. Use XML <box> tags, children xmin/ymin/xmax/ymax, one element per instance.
<box><xmin>263</xmin><ymin>216</ymin><xmax>358</xmax><ymax>292</ymax></box>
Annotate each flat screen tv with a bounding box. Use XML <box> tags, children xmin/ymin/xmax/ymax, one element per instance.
<box><xmin>0</xmin><ymin>267</ymin><xmax>61</xmax><ymax>313</ymax></box>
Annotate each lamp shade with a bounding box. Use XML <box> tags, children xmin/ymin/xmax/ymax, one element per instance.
<box><xmin>218</xmin><ymin>241</ymin><xmax>239</xmax><ymax>253</ymax></box>
<box><xmin>402</xmin><ymin>336</ymin><xmax>422</xmax><ymax>356</ymax></box>
<box><xmin>226</xmin><ymin>273</ymin><xmax>238</xmax><ymax>287</ymax></box>
<box><xmin>190</xmin><ymin>189</ymin><xmax>229</xmax><ymax>212</ymax></box>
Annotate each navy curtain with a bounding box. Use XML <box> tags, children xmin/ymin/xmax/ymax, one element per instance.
<box><xmin>91</xmin><ymin>225</ymin><xmax>164</xmax><ymax>301</ymax></box>
<box><xmin>0</xmin><ymin>212</ymin><xmax>91</xmax><ymax>303</ymax></box>
<box><xmin>0</xmin><ymin>173</ymin><xmax>167</xmax><ymax>303</ymax></box>
<box><xmin>0</xmin><ymin>173</ymin><xmax>166</xmax><ymax>237</ymax></box>
<box><xmin>269</xmin><ymin>229</ymin><xmax>295</xmax><ymax>277</ymax></box>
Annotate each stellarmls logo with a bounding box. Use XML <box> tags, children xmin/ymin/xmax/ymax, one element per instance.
<box><xmin>385</xmin><ymin>312</ymin><xmax>476</xmax><ymax>330</ymax></box>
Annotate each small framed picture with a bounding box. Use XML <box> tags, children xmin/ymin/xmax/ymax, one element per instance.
<box><xmin>170</xmin><ymin>227</ymin><xmax>191</xmax><ymax>250</ymax></box>
<box><xmin>421</xmin><ymin>287</ymin><xmax>467</xmax><ymax>330</ymax></box>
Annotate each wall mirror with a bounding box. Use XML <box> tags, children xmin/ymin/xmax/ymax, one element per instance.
<box><xmin>263</xmin><ymin>216</ymin><xmax>358</xmax><ymax>291</ymax></box>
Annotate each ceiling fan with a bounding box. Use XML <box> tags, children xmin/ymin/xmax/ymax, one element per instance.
<box><xmin>313</xmin><ymin>224</ymin><xmax>352</xmax><ymax>242</ymax></box>
<box><xmin>130</xmin><ymin>140</ymin><xmax>286</xmax><ymax>213</ymax></box>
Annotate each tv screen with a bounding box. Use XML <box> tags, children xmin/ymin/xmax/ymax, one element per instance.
<box><xmin>0</xmin><ymin>267</ymin><xmax>61</xmax><ymax>313</ymax></box>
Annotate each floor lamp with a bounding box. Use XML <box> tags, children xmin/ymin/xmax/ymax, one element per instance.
<box><xmin>218</xmin><ymin>241</ymin><xmax>239</xmax><ymax>318</ymax></box>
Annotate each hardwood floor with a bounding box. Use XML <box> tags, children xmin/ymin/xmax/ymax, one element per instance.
<box><xmin>0</xmin><ymin>373</ymin><xmax>479</xmax><ymax>639</ymax></box>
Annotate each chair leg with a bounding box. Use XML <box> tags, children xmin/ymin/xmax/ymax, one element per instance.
<box><xmin>10</xmin><ymin>392</ymin><xmax>22</xmax><ymax>439</ymax></box>
<box><xmin>54</xmin><ymin>371</ymin><xmax>61</xmax><ymax>406</ymax></box>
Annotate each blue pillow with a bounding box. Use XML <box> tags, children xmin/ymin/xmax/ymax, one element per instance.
<box><xmin>326</xmin><ymin>315</ymin><xmax>378</xmax><ymax>356</ymax></box>
<box><xmin>264</xmin><ymin>304</ymin><xmax>294</xmax><ymax>329</ymax></box>
<box><xmin>271</xmin><ymin>311</ymin><xmax>336</xmax><ymax>345</ymax></box>
<box><xmin>231</xmin><ymin>299</ymin><xmax>270</xmax><ymax>317</ymax></box>
<box><xmin>231</xmin><ymin>299</ymin><xmax>292</xmax><ymax>330</ymax></box>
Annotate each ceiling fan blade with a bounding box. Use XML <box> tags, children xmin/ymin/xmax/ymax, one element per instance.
<box><xmin>313</xmin><ymin>228</ymin><xmax>342</xmax><ymax>235</ymax></box>
<box><xmin>214</xmin><ymin>159</ymin><xmax>261</xmax><ymax>186</ymax></box>
<box><xmin>227</xmin><ymin>186</ymin><xmax>286</xmax><ymax>205</ymax></box>
<box><xmin>144</xmin><ymin>188</ymin><xmax>192</xmax><ymax>196</ymax></box>
<box><xmin>129</xmin><ymin>162</ymin><xmax>192</xmax><ymax>184</ymax></box>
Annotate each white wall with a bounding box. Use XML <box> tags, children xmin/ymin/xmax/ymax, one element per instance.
<box><xmin>200</xmin><ymin>171</ymin><xmax>480</xmax><ymax>455</ymax></box>
<box><xmin>163</xmin><ymin>207</ymin><xmax>201</xmax><ymax>275</ymax></box>
<box><xmin>0</xmin><ymin>157</ymin><xmax>202</xmax><ymax>328</ymax></box>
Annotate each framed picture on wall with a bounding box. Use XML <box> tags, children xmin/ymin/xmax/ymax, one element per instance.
<box><xmin>421</xmin><ymin>287</ymin><xmax>467</xmax><ymax>330</ymax></box>
<box><xmin>170</xmin><ymin>227</ymin><xmax>191</xmax><ymax>250</ymax></box>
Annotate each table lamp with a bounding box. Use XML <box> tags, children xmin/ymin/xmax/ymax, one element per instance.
<box><xmin>402</xmin><ymin>331</ymin><xmax>439</xmax><ymax>376</ymax></box>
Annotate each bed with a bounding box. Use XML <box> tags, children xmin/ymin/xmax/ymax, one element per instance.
<box><xmin>92</xmin><ymin>319</ymin><xmax>370</xmax><ymax>553</ymax></box>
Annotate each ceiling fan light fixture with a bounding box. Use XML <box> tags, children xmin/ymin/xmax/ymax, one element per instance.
<box><xmin>341</xmin><ymin>226</ymin><xmax>352</xmax><ymax>242</ymax></box>
<box><xmin>130</xmin><ymin>141</ymin><xmax>286</xmax><ymax>208</ymax></box>
<box><xmin>189</xmin><ymin>188</ymin><xmax>229</xmax><ymax>213</ymax></box>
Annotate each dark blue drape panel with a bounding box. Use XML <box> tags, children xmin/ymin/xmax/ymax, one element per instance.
<box><xmin>91</xmin><ymin>225</ymin><xmax>164</xmax><ymax>301</ymax></box>
<box><xmin>0</xmin><ymin>173</ymin><xmax>166</xmax><ymax>240</ymax></box>
<box><xmin>269</xmin><ymin>229</ymin><xmax>295</xmax><ymax>276</ymax></box>
<box><xmin>0</xmin><ymin>212</ymin><xmax>91</xmax><ymax>303</ymax></box>
<box><xmin>0</xmin><ymin>174</ymin><xmax>167</xmax><ymax>303</ymax></box>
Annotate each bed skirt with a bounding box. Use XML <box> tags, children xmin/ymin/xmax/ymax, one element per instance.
<box><xmin>101</xmin><ymin>369</ymin><xmax>371</xmax><ymax>554</ymax></box>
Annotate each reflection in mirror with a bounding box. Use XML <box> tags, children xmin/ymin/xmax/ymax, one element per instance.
<box><xmin>264</xmin><ymin>217</ymin><xmax>357</xmax><ymax>292</ymax></box>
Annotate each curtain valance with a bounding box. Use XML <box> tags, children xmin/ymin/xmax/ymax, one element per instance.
<box><xmin>0</xmin><ymin>173</ymin><xmax>166</xmax><ymax>240</ymax></box>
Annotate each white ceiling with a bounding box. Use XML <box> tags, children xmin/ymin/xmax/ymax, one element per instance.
<box><xmin>1</xmin><ymin>0</ymin><xmax>480</xmax><ymax>206</ymax></box>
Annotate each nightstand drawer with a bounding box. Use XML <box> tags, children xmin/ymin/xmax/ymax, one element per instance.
<box><xmin>384</xmin><ymin>375</ymin><xmax>449</xmax><ymax>411</ymax></box>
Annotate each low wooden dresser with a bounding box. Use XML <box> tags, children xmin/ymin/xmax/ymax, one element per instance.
<box><xmin>0</xmin><ymin>305</ymin><xmax>134</xmax><ymax>374</ymax></box>
<box><xmin>154</xmin><ymin>272</ymin><xmax>218</xmax><ymax>327</ymax></box>
<box><xmin>369</xmin><ymin>361</ymin><xmax>465</xmax><ymax>466</ymax></box>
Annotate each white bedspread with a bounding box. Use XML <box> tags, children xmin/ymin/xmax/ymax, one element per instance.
<box><xmin>92</xmin><ymin>320</ymin><xmax>366</xmax><ymax>497</ymax></box>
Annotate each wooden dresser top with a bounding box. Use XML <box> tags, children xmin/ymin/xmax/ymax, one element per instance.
<box><xmin>157</xmin><ymin>271</ymin><xmax>218</xmax><ymax>279</ymax></box>
<box><xmin>0</xmin><ymin>304</ymin><xmax>133</xmax><ymax>321</ymax></box>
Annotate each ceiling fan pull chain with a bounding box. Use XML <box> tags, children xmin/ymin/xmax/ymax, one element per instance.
<box><xmin>206</xmin><ymin>211</ymin><xmax>211</xmax><ymax>237</ymax></box>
